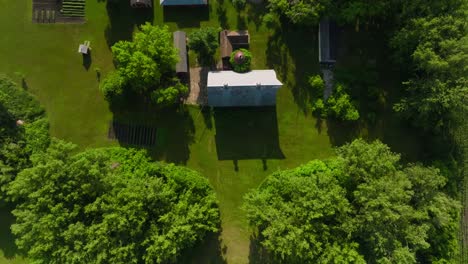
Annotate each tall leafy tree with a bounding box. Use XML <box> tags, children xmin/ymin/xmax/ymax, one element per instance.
<box><xmin>244</xmin><ymin>139</ymin><xmax>460</xmax><ymax>263</ymax></box>
<box><xmin>101</xmin><ymin>23</ymin><xmax>188</xmax><ymax>106</ymax></box>
<box><xmin>391</xmin><ymin>9</ymin><xmax>468</xmax><ymax>131</ymax></box>
<box><xmin>244</xmin><ymin>160</ymin><xmax>365</xmax><ymax>263</ymax></box>
<box><xmin>267</xmin><ymin>0</ymin><xmax>330</xmax><ymax>25</ymax></box>
<box><xmin>0</xmin><ymin>75</ymin><xmax>49</xmax><ymax>198</ymax></box>
<box><xmin>8</xmin><ymin>141</ymin><xmax>219</xmax><ymax>264</ymax></box>
<box><xmin>188</xmin><ymin>27</ymin><xmax>219</xmax><ymax>66</ymax></box>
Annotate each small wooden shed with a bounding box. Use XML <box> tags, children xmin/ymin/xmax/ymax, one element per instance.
<box><xmin>220</xmin><ymin>30</ymin><xmax>249</xmax><ymax>70</ymax></box>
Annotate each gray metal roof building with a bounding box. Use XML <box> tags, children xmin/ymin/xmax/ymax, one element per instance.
<box><xmin>207</xmin><ymin>70</ymin><xmax>282</xmax><ymax>107</ymax></box>
<box><xmin>173</xmin><ymin>31</ymin><xmax>188</xmax><ymax>74</ymax></box>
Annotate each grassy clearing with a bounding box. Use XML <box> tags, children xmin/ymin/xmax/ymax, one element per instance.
<box><xmin>0</xmin><ymin>1</ymin><xmax>423</xmax><ymax>263</ymax></box>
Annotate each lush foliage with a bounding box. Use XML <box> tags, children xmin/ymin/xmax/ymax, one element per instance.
<box><xmin>244</xmin><ymin>139</ymin><xmax>460</xmax><ymax>263</ymax></box>
<box><xmin>244</xmin><ymin>159</ymin><xmax>364</xmax><ymax>263</ymax></box>
<box><xmin>7</xmin><ymin>141</ymin><xmax>220</xmax><ymax>264</ymax></box>
<box><xmin>101</xmin><ymin>23</ymin><xmax>188</xmax><ymax>106</ymax></box>
<box><xmin>391</xmin><ymin>4</ymin><xmax>468</xmax><ymax>132</ymax></box>
<box><xmin>229</xmin><ymin>49</ymin><xmax>252</xmax><ymax>73</ymax></box>
<box><xmin>0</xmin><ymin>75</ymin><xmax>49</xmax><ymax>198</ymax></box>
<box><xmin>188</xmin><ymin>27</ymin><xmax>220</xmax><ymax>66</ymax></box>
<box><xmin>267</xmin><ymin>0</ymin><xmax>330</xmax><ymax>25</ymax></box>
<box><xmin>309</xmin><ymin>75</ymin><xmax>359</xmax><ymax>121</ymax></box>
<box><xmin>232</xmin><ymin>0</ymin><xmax>246</xmax><ymax>9</ymax></box>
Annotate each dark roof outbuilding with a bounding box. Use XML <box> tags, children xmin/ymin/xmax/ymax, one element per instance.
<box><xmin>173</xmin><ymin>31</ymin><xmax>188</xmax><ymax>74</ymax></box>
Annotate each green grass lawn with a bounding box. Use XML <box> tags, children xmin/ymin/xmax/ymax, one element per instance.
<box><xmin>0</xmin><ymin>1</ymin><xmax>424</xmax><ymax>263</ymax></box>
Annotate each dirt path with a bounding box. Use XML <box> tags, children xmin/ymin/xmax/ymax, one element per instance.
<box><xmin>185</xmin><ymin>67</ymin><xmax>208</xmax><ymax>105</ymax></box>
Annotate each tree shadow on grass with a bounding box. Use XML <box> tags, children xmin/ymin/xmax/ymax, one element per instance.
<box><xmin>324</xmin><ymin>26</ymin><xmax>425</xmax><ymax>162</ymax></box>
<box><xmin>248</xmin><ymin>235</ymin><xmax>277</xmax><ymax>264</ymax></box>
<box><xmin>104</xmin><ymin>1</ymin><xmax>154</xmax><ymax>47</ymax></box>
<box><xmin>178</xmin><ymin>231</ymin><xmax>227</xmax><ymax>264</ymax></box>
<box><xmin>163</xmin><ymin>6</ymin><xmax>209</xmax><ymax>28</ymax></box>
<box><xmin>245</xmin><ymin>2</ymin><xmax>268</xmax><ymax>30</ymax></box>
<box><xmin>0</xmin><ymin>203</ymin><xmax>21</xmax><ymax>259</ymax></box>
<box><xmin>216</xmin><ymin>0</ymin><xmax>229</xmax><ymax>29</ymax></box>
<box><xmin>266</xmin><ymin>20</ymin><xmax>320</xmax><ymax>113</ymax></box>
<box><xmin>108</xmin><ymin>93</ymin><xmax>195</xmax><ymax>165</ymax></box>
<box><xmin>213</xmin><ymin>107</ymin><xmax>284</xmax><ymax>164</ymax></box>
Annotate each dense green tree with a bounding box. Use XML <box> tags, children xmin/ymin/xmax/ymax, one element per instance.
<box><xmin>309</xmin><ymin>75</ymin><xmax>359</xmax><ymax>121</ymax></box>
<box><xmin>244</xmin><ymin>160</ymin><xmax>365</xmax><ymax>263</ymax></box>
<box><xmin>244</xmin><ymin>139</ymin><xmax>460</xmax><ymax>263</ymax></box>
<box><xmin>0</xmin><ymin>75</ymin><xmax>49</xmax><ymax>198</ymax></box>
<box><xmin>188</xmin><ymin>27</ymin><xmax>220</xmax><ymax>66</ymax></box>
<box><xmin>101</xmin><ymin>23</ymin><xmax>188</xmax><ymax>106</ymax></box>
<box><xmin>267</xmin><ymin>0</ymin><xmax>330</xmax><ymax>25</ymax></box>
<box><xmin>391</xmin><ymin>9</ymin><xmax>468</xmax><ymax>131</ymax></box>
<box><xmin>8</xmin><ymin>141</ymin><xmax>219</xmax><ymax>264</ymax></box>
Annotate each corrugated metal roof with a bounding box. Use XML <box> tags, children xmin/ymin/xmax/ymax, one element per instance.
<box><xmin>207</xmin><ymin>70</ymin><xmax>283</xmax><ymax>87</ymax></box>
<box><xmin>173</xmin><ymin>31</ymin><xmax>188</xmax><ymax>73</ymax></box>
<box><xmin>160</xmin><ymin>0</ymin><xmax>207</xmax><ymax>5</ymax></box>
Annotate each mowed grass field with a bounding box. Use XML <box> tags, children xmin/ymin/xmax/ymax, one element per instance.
<box><xmin>0</xmin><ymin>0</ymin><xmax>424</xmax><ymax>263</ymax></box>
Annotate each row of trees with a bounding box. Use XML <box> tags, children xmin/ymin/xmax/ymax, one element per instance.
<box><xmin>244</xmin><ymin>139</ymin><xmax>460</xmax><ymax>263</ymax></box>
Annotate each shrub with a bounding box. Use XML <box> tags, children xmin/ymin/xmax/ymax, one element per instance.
<box><xmin>308</xmin><ymin>74</ymin><xmax>359</xmax><ymax>121</ymax></box>
<box><xmin>188</xmin><ymin>27</ymin><xmax>220</xmax><ymax>66</ymax></box>
<box><xmin>230</xmin><ymin>49</ymin><xmax>252</xmax><ymax>73</ymax></box>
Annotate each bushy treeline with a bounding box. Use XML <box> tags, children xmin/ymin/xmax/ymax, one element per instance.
<box><xmin>8</xmin><ymin>142</ymin><xmax>220</xmax><ymax>264</ymax></box>
<box><xmin>1</xmin><ymin>75</ymin><xmax>220</xmax><ymax>263</ymax></box>
<box><xmin>244</xmin><ymin>139</ymin><xmax>460</xmax><ymax>263</ymax></box>
<box><xmin>0</xmin><ymin>75</ymin><xmax>50</xmax><ymax>197</ymax></box>
<box><xmin>268</xmin><ymin>0</ymin><xmax>467</xmax><ymax>133</ymax></box>
<box><xmin>100</xmin><ymin>24</ymin><xmax>188</xmax><ymax>107</ymax></box>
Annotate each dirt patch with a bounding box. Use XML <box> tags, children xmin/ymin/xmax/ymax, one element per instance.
<box><xmin>185</xmin><ymin>67</ymin><xmax>208</xmax><ymax>105</ymax></box>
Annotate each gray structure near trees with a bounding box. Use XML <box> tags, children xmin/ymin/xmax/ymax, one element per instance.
<box><xmin>318</xmin><ymin>19</ymin><xmax>337</xmax><ymax>64</ymax></box>
<box><xmin>173</xmin><ymin>31</ymin><xmax>188</xmax><ymax>78</ymax></box>
<box><xmin>207</xmin><ymin>70</ymin><xmax>282</xmax><ymax>107</ymax></box>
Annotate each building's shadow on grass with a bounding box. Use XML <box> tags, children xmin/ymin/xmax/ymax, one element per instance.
<box><xmin>108</xmin><ymin>93</ymin><xmax>195</xmax><ymax>165</ymax></box>
<box><xmin>105</xmin><ymin>0</ymin><xmax>154</xmax><ymax>47</ymax></box>
<box><xmin>163</xmin><ymin>6</ymin><xmax>209</xmax><ymax>28</ymax></box>
<box><xmin>0</xmin><ymin>203</ymin><xmax>21</xmax><ymax>259</ymax></box>
<box><xmin>266</xmin><ymin>19</ymin><xmax>320</xmax><ymax>113</ymax></box>
<box><xmin>213</xmin><ymin>107</ymin><xmax>284</xmax><ymax>167</ymax></box>
<box><xmin>178</xmin><ymin>231</ymin><xmax>227</xmax><ymax>264</ymax></box>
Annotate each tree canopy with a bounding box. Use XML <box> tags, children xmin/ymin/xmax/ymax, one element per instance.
<box><xmin>244</xmin><ymin>139</ymin><xmax>460</xmax><ymax>263</ymax></box>
<box><xmin>309</xmin><ymin>75</ymin><xmax>359</xmax><ymax>121</ymax></box>
<box><xmin>267</xmin><ymin>0</ymin><xmax>330</xmax><ymax>25</ymax></box>
<box><xmin>7</xmin><ymin>141</ymin><xmax>220</xmax><ymax>264</ymax></box>
<box><xmin>0</xmin><ymin>75</ymin><xmax>49</xmax><ymax>198</ymax></box>
<box><xmin>101</xmin><ymin>23</ymin><xmax>188</xmax><ymax>106</ymax></box>
<box><xmin>188</xmin><ymin>27</ymin><xmax>220</xmax><ymax>66</ymax></box>
<box><xmin>391</xmin><ymin>4</ymin><xmax>468</xmax><ymax>131</ymax></box>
